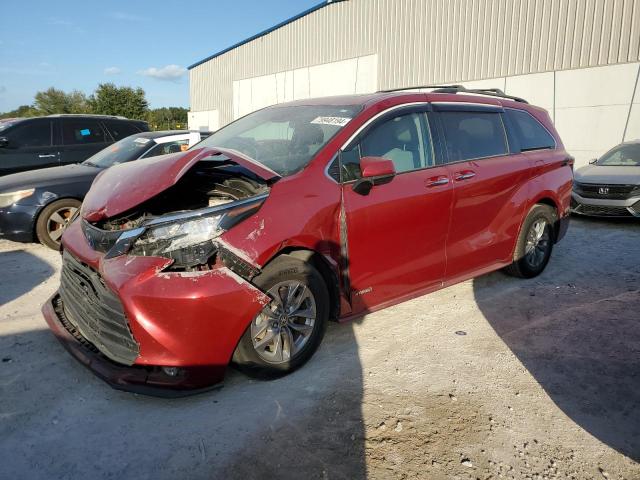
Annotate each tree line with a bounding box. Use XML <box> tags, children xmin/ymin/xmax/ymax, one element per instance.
<box><xmin>0</xmin><ymin>83</ymin><xmax>188</xmax><ymax>131</ymax></box>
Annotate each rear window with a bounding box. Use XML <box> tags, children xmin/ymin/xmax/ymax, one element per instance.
<box><xmin>506</xmin><ymin>109</ymin><xmax>555</xmax><ymax>152</ymax></box>
<box><xmin>103</xmin><ymin>120</ymin><xmax>141</xmax><ymax>141</ymax></box>
<box><xmin>62</xmin><ymin>119</ymin><xmax>107</xmax><ymax>145</ymax></box>
<box><xmin>439</xmin><ymin>111</ymin><xmax>508</xmax><ymax>162</ymax></box>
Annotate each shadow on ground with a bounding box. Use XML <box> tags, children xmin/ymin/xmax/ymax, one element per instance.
<box><xmin>473</xmin><ymin>217</ymin><xmax>640</xmax><ymax>461</ymax></box>
<box><xmin>0</xmin><ymin>249</ymin><xmax>55</xmax><ymax>306</ymax></box>
<box><xmin>0</xmin><ymin>320</ymin><xmax>367</xmax><ymax>480</ymax></box>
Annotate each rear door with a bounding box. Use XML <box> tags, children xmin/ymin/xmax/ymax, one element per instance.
<box><xmin>340</xmin><ymin>106</ymin><xmax>453</xmax><ymax>313</ymax></box>
<box><xmin>433</xmin><ymin>103</ymin><xmax>532</xmax><ymax>284</ymax></box>
<box><xmin>59</xmin><ymin>118</ymin><xmax>111</xmax><ymax>164</ymax></box>
<box><xmin>0</xmin><ymin>119</ymin><xmax>59</xmax><ymax>175</ymax></box>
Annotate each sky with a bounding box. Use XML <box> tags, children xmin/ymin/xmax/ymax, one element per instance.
<box><xmin>0</xmin><ymin>0</ymin><xmax>321</xmax><ymax>112</ymax></box>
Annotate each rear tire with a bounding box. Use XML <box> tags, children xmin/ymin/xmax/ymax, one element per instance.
<box><xmin>36</xmin><ymin>198</ymin><xmax>81</xmax><ymax>250</ymax></box>
<box><xmin>232</xmin><ymin>254</ymin><xmax>329</xmax><ymax>378</ymax></box>
<box><xmin>503</xmin><ymin>204</ymin><xmax>556</xmax><ymax>279</ymax></box>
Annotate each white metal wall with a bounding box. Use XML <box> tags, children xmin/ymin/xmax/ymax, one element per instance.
<box><xmin>190</xmin><ymin>0</ymin><xmax>640</xmax><ymax>126</ymax></box>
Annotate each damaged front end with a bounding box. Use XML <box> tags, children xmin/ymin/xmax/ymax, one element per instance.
<box><xmin>82</xmin><ymin>148</ymin><xmax>277</xmax><ymax>275</ymax></box>
<box><xmin>43</xmin><ymin>148</ymin><xmax>279</xmax><ymax>395</ymax></box>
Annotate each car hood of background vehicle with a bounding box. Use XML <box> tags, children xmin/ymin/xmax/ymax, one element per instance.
<box><xmin>0</xmin><ymin>164</ymin><xmax>100</xmax><ymax>193</ymax></box>
<box><xmin>81</xmin><ymin>147</ymin><xmax>280</xmax><ymax>222</ymax></box>
<box><xmin>574</xmin><ymin>165</ymin><xmax>640</xmax><ymax>185</ymax></box>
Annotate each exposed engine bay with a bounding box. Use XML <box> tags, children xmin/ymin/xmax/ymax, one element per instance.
<box><xmin>82</xmin><ymin>158</ymin><xmax>272</xmax><ymax>273</ymax></box>
<box><xmin>94</xmin><ymin>162</ymin><xmax>270</xmax><ymax>231</ymax></box>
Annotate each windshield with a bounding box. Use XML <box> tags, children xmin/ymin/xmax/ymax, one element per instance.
<box><xmin>198</xmin><ymin>104</ymin><xmax>362</xmax><ymax>176</ymax></box>
<box><xmin>84</xmin><ymin>135</ymin><xmax>155</xmax><ymax>168</ymax></box>
<box><xmin>597</xmin><ymin>143</ymin><xmax>640</xmax><ymax>166</ymax></box>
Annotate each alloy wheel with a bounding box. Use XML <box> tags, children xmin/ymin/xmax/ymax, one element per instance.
<box><xmin>524</xmin><ymin>218</ymin><xmax>550</xmax><ymax>269</ymax></box>
<box><xmin>47</xmin><ymin>206</ymin><xmax>78</xmax><ymax>244</ymax></box>
<box><xmin>251</xmin><ymin>280</ymin><xmax>317</xmax><ymax>364</ymax></box>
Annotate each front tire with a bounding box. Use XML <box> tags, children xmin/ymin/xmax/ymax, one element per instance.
<box><xmin>232</xmin><ymin>254</ymin><xmax>329</xmax><ymax>378</ymax></box>
<box><xmin>36</xmin><ymin>198</ymin><xmax>81</xmax><ymax>250</ymax></box>
<box><xmin>503</xmin><ymin>204</ymin><xmax>556</xmax><ymax>279</ymax></box>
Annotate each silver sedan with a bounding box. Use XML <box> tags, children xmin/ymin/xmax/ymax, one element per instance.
<box><xmin>572</xmin><ymin>140</ymin><xmax>640</xmax><ymax>218</ymax></box>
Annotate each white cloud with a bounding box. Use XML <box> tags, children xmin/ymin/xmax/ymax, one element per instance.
<box><xmin>108</xmin><ymin>12</ymin><xmax>145</xmax><ymax>22</ymax></box>
<box><xmin>138</xmin><ymin>64</ymin><xmax>186</xmax><ymax>82</ymax></box>
<box><xmin>39</xmin><ymin>62</ymin><xmax>52</xmax><ymax>68</ymax></box>
<box><xmin>104</xmin><ymin>66</ymin><xmax>121</xmax><ymax>75</ymax></box>
<box><xmin>48</xmin><ymin>17</ymin><xmax>72</xmax><ymax>26</ymax></box>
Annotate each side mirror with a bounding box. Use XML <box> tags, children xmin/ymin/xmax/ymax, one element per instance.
<box><xmin>589</xmin><ymin>158</ymin><xmax>598</xmax><ymax>165</ymax></box>
<box><xmin>0</xmin><ymin>137</ymin><xmax>8</xmax><ymax>148</ymax></box>
<box><xmin>352</xmin><ymin>156</ymin><xmax>396</xmax><ymax>195</ymax></box>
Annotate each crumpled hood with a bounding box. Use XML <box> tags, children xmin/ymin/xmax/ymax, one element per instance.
<box><xmin>574</xmin><ymin>165</ymin><xmax>640</xmax><ymax>185</ymax></box>
<box><xmin>81</xmin><ymin>147</ymin><xmax>280</xmax><ymax>222</ymax></box>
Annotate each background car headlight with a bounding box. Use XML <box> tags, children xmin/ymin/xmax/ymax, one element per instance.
<box><xmin>129</xmin><ymin>213</ymin><xmax>224</xmax><ymax>268</ymax></box>
<box><xmin>0</xmin><ymin>189</ymin><xmax>35</xmax><ymax>208</ymax></box>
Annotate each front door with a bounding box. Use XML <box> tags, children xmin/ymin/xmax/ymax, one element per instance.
<box><xmin>0</xmin><ymin>119</ymin><xmax>59</xmax><ymax>175</ymax></box>
<box><xmin>340</xmin><ymin>108</ymin><xmax>452</xmax><ymax>313</ymax></box>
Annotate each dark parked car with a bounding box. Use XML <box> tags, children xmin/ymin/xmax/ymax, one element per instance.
<box><xmin>43</xmin><ymin>87</ymin><xmax>573</xmax><ymax>395</ymax></box>
<box><xmin>0</xmin><ymin>114</ymin><xmax>149</xmax><ymax>176</ymax></box>
<box><xmin>0</xmin><ymin>130</ymin><xmax>207</xmax><ymax>249</ymax></box>
<box><xmin>571</xmin><ymin>140</ymin><xmax>640</xmax><ymax>217</ymax></box>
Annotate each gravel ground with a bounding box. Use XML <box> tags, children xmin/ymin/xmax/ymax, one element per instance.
<box><xmin>0</xmin><ymin>217</ymin><xmax>638</xmax><ymax>480</ymax></box>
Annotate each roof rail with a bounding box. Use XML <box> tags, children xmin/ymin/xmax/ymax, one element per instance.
<box><xmin>378</xmin><ymin>84</ymin><xmax>528</xmax><ymax>103</ymax></box>
<box><xmin>46</xmin><ymin>114</ymin><xmax>129</xmax><ymax>119</ymax></box>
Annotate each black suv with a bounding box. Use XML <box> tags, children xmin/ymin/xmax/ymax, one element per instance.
<box><xmin>0</xmin><ymin>114</ymin><xmax>149</xmax><ymax>176</ymax></box>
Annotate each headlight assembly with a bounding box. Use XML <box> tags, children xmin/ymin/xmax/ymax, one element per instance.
<box><xmin>121</xmin><ymin>193</ymin><xmax>268</xmax><ymax>269</ymax></box>
<box><xmin>129</xmin><ymin>213</ymin><xmax>224</xmax><ymax>268</ymax></box>
<box><xmin>0</xmin><ymin>189</ymin><xmax>35</xmax><ymax>208</ymax></box>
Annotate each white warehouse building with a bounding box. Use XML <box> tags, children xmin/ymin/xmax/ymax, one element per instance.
<box><xmin>188</xmin><ymin>0</ymin><xmax>640</xmax><ymax>167</ymax></box>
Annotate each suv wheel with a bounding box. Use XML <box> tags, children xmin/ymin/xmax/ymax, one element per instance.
<box><xmin>503</xmin><ymin>204</ymin><xmax>557</xmax><ymax>278</ymax></box>
<box><xmin>232</xmin><ymin>254</ymin><xmax>329</xmax><ymax>377</ymax></box>
<box><xmin>36</xmin><ymin>199</ymin><xmax>81</xmax><ymax>250</ymax></box>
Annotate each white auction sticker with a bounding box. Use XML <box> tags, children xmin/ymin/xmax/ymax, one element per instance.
<box><xmin>310</xmin><ymin>116</ymin><xmax>352</xmax><ymax>127</ymax></box>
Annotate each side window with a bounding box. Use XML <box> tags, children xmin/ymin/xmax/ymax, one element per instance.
<box><xmin>506</xmin><ymin>109</ymin><xmax>555</xmax><ymax>151</ymax></box>
<box><xmin>142</xmin><ymin>139</ymin><xmax>190</xmax><ymax>158</ymax></box>
<box><xmin>5</xmin><ymin>121</ymin><xmax>52</xmax><ymax>148</ymax></box>
<box><xmin>62</xmin><ymin>119</ymin><xmax>107</xmax><ymax>145</ymax></box>
<box><xmin>439</xmin><ymin>111</ymin><xmax>508</xmax><ymax>162</ymax></box>
<box><xmin>103</xmin><ymin>120</ymin><xmax>140</xmax><ymax>141</ymax></box>
<box><xmin>341</xmin><ymin>112</ymin><xmax>434</xmax><ymax>182</ymax></box>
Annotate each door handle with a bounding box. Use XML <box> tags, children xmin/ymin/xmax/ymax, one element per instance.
<box><xmin>38</xmin><ymin>154</ymin><xmax>57</xmax><ymax>158</ymax></box>
<box><xmin>426</xmin><ymin>176</ymin><xmax>449</xmax><ymax>187</ymax></box>
<box><xmin>454</xmin><ymin>171</ymin><xmax>476</xmax><ymax>181</ymax></box>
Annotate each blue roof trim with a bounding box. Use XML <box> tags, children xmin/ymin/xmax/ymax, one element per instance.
<box><xmin>188</xmin><ymin>1</ymin><xmax>339</xmax><ymax>70</ymax></box>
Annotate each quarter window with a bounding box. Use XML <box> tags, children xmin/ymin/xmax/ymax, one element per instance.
<box><xmin>62</xmin><ymin>119</ymin><xmax>107</xmax><ymax>145</ymax></box>
<box><xmin>103</xmin><ymin>120</ymin><xmax>140</xmax><ymax>141</ymax></box>
<box><xmin>506</xmin><ymin>109</ymin><xmax>555</xmax><ymax>151</ymax></box>
<box><xmin>439</xmin><ymin>111</ymin><xmax>508</xmax><ymax>162</ymax></box>
<box><xmin>341</xmin><ymin>112</ymin><xmax>434</xmax><ymax>182</ymax></box>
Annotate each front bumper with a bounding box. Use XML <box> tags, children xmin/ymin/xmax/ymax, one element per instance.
<box><xmin>0</xmin><ymin>204</ymin><xmax>40</xmax><ymax>242</ymax></box>
<box><xmin>571</xmin><ymin>191</ymin><xmax>640</xmax><ymax>217</ymax></box>
<box><xmin>44</xmin><ymin>220</ymin><xmax>270</xmax><ymax>395</ymax></box>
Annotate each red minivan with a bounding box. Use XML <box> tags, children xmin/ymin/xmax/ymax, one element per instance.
<box><xmin>43</xmin><ymin>87</ymin><xmax>573</xmax><ymax>395</ymax></box>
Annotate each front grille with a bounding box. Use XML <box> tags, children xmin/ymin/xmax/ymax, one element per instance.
<box><xmin>631</xmin><ymin>200</ymin><xmax>640</xmax><ymax>215</ymax></box>
<box><xmin>574</xmin><ymin>203</ymin><xmax>633</xmax><ymax>217</ymax></box>
<box><xmin>59</xmin><ymin>251</ymin><xmax>139</xmax><ymax>365</ymax></box>
<box><xmin>573</xmin><ymin>182</ymin><xmax>639</xmax><ymax>200</ymax></box>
